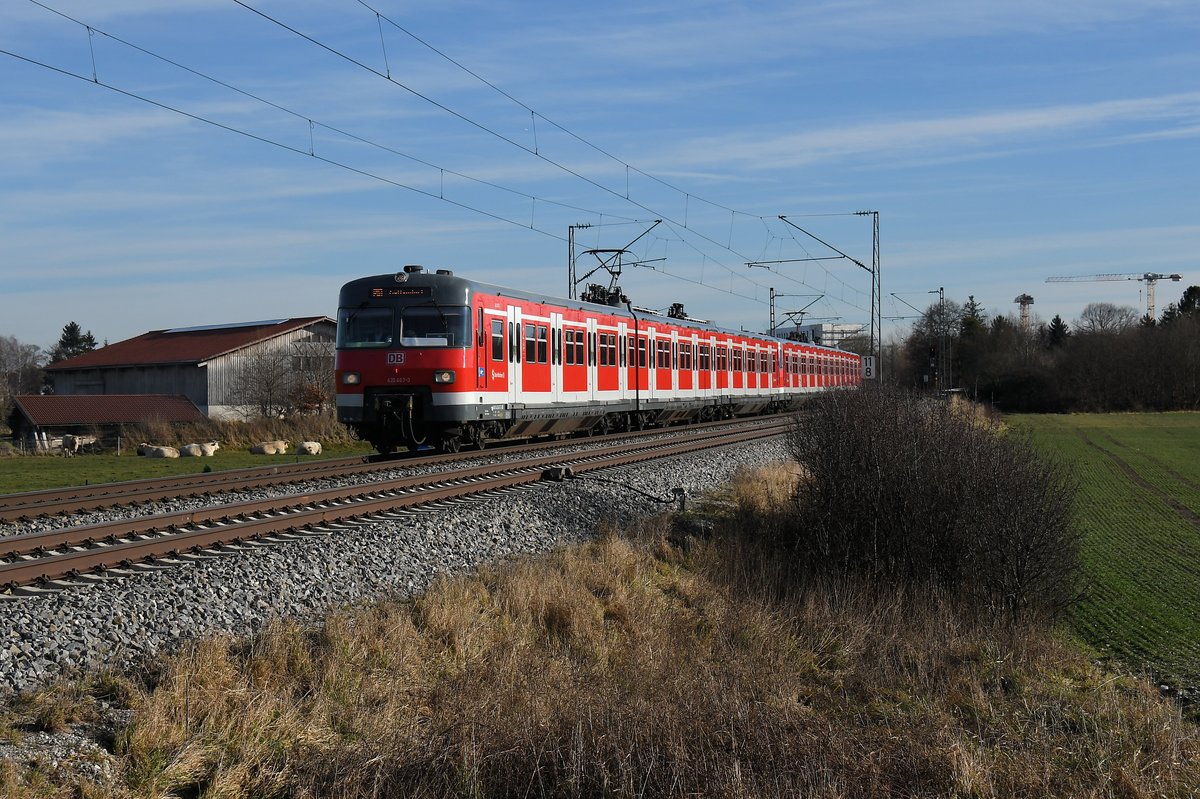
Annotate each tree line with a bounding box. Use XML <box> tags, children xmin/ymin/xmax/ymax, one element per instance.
<box><xmin>0</xmin><ymin>322</ymin><xmax>98</xmax><ymax>425</ymax></box>
<box><xmin>889</xmin><ymin>286</ymin><xmax>1200</xmax><ymax>412</ymax></box>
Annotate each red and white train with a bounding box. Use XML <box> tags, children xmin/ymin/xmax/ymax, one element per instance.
<box><xmin>335</xmin><ymin>265</ymin><xmax>861</xmax><ymax>453</ymax></box>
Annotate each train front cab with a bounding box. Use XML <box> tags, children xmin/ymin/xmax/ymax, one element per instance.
<box><xmin>335</xmin><ymin>270</ymin><xmax>484</xmax><ymax>452</ymax></box>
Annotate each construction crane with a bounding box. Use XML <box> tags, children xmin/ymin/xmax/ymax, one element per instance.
<box><xmin>1044</xmin><ymin>272</ymin><xmax>1183</xmax><ymax>320</ymax></box>
<box><xmin>1014</xmin><ymin>294</ymin><xmax>1034</xmax><ymax>331</ymax></box>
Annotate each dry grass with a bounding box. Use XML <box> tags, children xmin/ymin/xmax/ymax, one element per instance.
<box><xmin>116</xmin><ymin>413</ymin><xmax>359</xmax><ymax>451</ymax></box>
<box><xmin>2</xmin><ymin>465</ymin><xmax>1199</xmax><ymax>798</ymax></box>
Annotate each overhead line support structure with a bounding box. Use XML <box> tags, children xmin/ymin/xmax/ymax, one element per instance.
<box><xmin>774</xmin><ymin>213</ymin><xmax>882</xmax><ymax>378</ymax></box>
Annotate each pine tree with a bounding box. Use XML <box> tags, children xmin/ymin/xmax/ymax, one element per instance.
<box><xmin>48</xmin><ymin>321</ymin><xmax>99</xmax><ymax>364</ymax></box>
<box><xmin>959</xmin><ymin>295</ymin><xmax>987</xmax><ymax>337</ymax></box>
<box><xmin>1046</xmin><ymin>314</ymin><xmax>1069</xmax><ymax>348</ymax></box>
<box><xmin>1179</xmin><ymin>286</ymin><xmax>1200</xmax><ymax>317</ymax></box>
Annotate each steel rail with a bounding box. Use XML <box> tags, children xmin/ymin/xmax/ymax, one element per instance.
<box><xmin>0</xmin><ymin>422</ymin><xmax>785</xmax><ymax>591</ymax></box>
<box><xmin>0</xmin><ymin>418</ymin><xmax>766</xmax><ymax>523</ymax></box>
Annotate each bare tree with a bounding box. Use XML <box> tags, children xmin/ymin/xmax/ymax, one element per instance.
<box><xmin>228</xmin><ymin>339</ymin><xmax>335</xmax><ymax>420</ymax></box>
<box><xmin>0</xmin><ymin>335</ymin><xmax>45</xmax><ymax>420</ymax></box>
<box><xmin>1076</xmin><ymin>302</ymin><xmax>1138</xmax><ymax>334</ymax></box>
<box><xmin>229</xmin><ymin>347</ymin><xmax>299</xmax><ymax>420</ymax></box>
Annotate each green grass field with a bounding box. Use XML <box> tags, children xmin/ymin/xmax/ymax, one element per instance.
<box><xmin>0</xmin><ymin>444</ymin><xmax>374</xmax><ymax>495</ymax></box>
<box><xmin>1010</xmin><ymin>412</ymin><xmax>1200</xmax><ymax>690</ymax></box>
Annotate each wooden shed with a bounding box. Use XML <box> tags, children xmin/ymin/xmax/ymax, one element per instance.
<box><xmin>8</xmin><ymin>394</ymin><xmax>205</xmax><ymax>452</ymax></box>
<box><xmin>44</xmin><ymin>318</ymin><xmax>336</xmax><ymax>419</ymax></box>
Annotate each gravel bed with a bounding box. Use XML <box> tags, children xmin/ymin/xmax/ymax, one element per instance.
<box><xmin>0</xmin><ymin>438</ymin><xmax>788</xmax><ymax>696</ymax></box>
<box><xmin>0</xmin><ymin>425</ymin><xmax>753</xmax><ymax>541</ymax></box>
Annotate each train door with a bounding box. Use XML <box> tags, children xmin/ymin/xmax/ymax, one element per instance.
<box><xmin>618</xmin><ymin>322</ymin><xmax>629</xmax><ymax>395</ymax></box>
<box><xmin>587</xmin><ymin>316</ymin><xmax>598</xmax><ymax>403</ymax></box>
<box><xmin>670</xmin><ymin>330</ymin><xmax>679</xmax><ymax>397</ymax></box>
<box><xmin>506</xmin><ymin>305</ymin><xmax>522</xmax><ymax>405</ymax></box>
<box><xmin>550</xmin><ymin>311</ymin><xmax>563</xmax><ymax>404</ymax></box>
<box><xmin>477</xmin><ymin>307</ymin><xmax>492</xmax><ymax>392</ymax></box>
<box><xmin>645</xmin><ymin>327</ymin><xmax>656</xmax><ymax>402</ymax></box>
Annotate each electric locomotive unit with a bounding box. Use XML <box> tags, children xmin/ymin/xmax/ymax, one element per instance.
<box><xmin>336</xmin><ymin>265</ymin><xmax>860</xmax><ymax>454</ymax></box>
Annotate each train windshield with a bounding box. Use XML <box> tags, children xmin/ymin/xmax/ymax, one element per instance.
<box><xmin>337</xmin><ymin>307</ymin><xmax>393</xmax><ymax>348</ymax></box>
<box><xmin>400</xmin><ymin>305</ymin><xmax>470</xmax><ymax>348</ymax></box>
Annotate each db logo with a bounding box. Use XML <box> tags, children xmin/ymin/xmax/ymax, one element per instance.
<box><xmin>387</xmin><ymin>352</ymin><xmax>406</xmax><ymax>365</ymax></box>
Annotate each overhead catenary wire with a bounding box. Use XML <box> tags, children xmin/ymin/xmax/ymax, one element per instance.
<box><xmin>0</xmin><ymin>45</ymin><xmax>578</xmax><ymax>240</ymax></box>
<box><xmin>21</xmin><ymin>0</ymin><xmax>642</xmax><ymax>229</ymax></box>
<box><xmin>357</xmin><ymin>0</ymin><xmax>749</xmax><ymax>219</ymax></box>
<box><xmin>15</xmin><ymin>0</ymin><xmax>780</xmax><ymax>306</ymax></box>
<box><xmin>352</xmin><ymin>0</ymin><xmax>878</xmax><ymax>313</ymax></box>
<box><xmin>9</xmin><ymin>0</ymin><xmax>876</xmax><ymax>323</ymax></box>
<box><xmin>230</xmin><ymin>1</ymin><xmax>788</xmax><ymax>294</ymax></box>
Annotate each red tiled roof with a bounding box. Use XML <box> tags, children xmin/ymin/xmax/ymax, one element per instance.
<box><xmin>46</xmin><ymin>317</ymin><xmax>333</xmax><ymax>371</ymax></box>
<box><xmin>12</xmin><ymin>395</ymin><xmax>206</xmax><ymax>427</ymax></box>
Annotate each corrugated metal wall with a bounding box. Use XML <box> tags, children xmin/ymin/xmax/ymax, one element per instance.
<box><xmin>50</xmin><ymin>365</ymin><xmax>207</xmax><ymax>402</ymax></box>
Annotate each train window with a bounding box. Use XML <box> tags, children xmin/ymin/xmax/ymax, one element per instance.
<box><xmin>399</xmin><ymin>306</ymin><xmax>470</xmax><ymax>348</ymax></box>
<box><xmin>525</xmin><ymin>323</ymin><xmax>537</xmax><ymax>363</ymax></box>
<box><xmin>716</xmin><ymin>347</ymin><xmax>728</xmax><ymax>372</ymax></box>
<box><xmin>698</xmin><ymin>344</ymin><xmax>711</xmax><ymax>371</ymax></box>
<box><xmin>538</xmin><ymin>326</ymin><xmax>549</xmax><ymax>364</ymax></box>
<box><xmin>733</xmin><ymin>348</ymin><xmax>742</xmax><ymax>372</ymax></box>
<box><xmin>565</xmin><ymin>329</ymin><xmax>585</xmax><ymax>366</ymax></box>
<box><xmin>679</xmin><ymin>343</ymin><xmax>692</xmax><ymax>370</ymax></box>
<box><xmin>638</xmin><ymin>337</ymin><xmax>647</xmax><ymax>368</ymax></box>
<box><xmin>656</xmin><ymin>340</ymin><xmax>671</xmax><ymax>369</ymax></box>
<box><xmin>337</xmin><ymin>307</ymin><xmax>393</xmax><ymax>348</ymax></box>
<box><xmin>491</xmin><ymin>320</ymin><xmax>504</xmax><ymax>361</ymax></box>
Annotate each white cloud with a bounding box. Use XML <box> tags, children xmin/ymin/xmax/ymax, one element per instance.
<box><xmin>658</xmin><ymin>92</ymin><xmax>1200</xmax><ymax>171</ymax></box>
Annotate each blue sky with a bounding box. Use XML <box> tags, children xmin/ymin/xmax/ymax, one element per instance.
<box><xmin>3</xmin><ymin>0</ymin><xmax>1198</xmax><ymax>351</ymax></box>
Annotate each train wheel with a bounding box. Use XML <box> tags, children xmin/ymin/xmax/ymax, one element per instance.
<box><xmin>466</xmin><ymin>425</ymin><xmax>487</xmax><ymax>450</ymax></box>
<box><xmin>440</xmin><ymin>435</ymin><xmax>461</xmax><ymax>454</ymax></box>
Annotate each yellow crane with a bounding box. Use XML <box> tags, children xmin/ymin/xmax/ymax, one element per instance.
<box><xmin>1044</xmin><ymin>272</ymin><xmax>1183</xmax><ymax>320</ymax></box>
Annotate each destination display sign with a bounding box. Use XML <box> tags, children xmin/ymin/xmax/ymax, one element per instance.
<box><xmin>371</xmin><ymin>286</ymin><xmax>432</xmax><ymax>298</ymax></box>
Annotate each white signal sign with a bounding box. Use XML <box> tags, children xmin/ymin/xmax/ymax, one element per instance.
<box><xmin>862</xmin><ymin>355</ymin><xmax>877</xmax><ymax>379</ymax></box>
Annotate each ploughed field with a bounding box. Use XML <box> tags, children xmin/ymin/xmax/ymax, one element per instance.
<box><xmin>1012</xmin><ymin>412</ymin><xmax>1200</xmax><ymax>690</ymax></box>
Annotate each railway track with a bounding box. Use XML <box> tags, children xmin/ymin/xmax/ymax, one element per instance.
<box><xmin>1</xmin><ymin>420</ymin><xmax>786</xmax><ymax>593</ymax></box>
<box><xmin>0</xmin><ymin>418</ymin><xmax>766</xmax><ymax>523</ymax></box>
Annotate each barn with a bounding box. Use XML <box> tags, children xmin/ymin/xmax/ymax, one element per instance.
<box><xmin>7</xmin><ymin>394</ymin><xmax>206</xmax><ymax>452</ymax></box>
<box><xmin>44</xmin><ymin>318</ymin><xmax>336</xmax><ymax>419</ymax></box>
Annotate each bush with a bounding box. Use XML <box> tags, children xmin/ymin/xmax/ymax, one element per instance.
<box><xmin>787</xmin><ymin>385</ymin><xmax>1079</xmax><ymax>623</ymax></box>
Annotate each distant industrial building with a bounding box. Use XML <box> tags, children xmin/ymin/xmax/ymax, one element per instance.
<box><xmin>786</xmin><ymin>322</ymin><xmax>864</xmax><ymax>349</ymax></box>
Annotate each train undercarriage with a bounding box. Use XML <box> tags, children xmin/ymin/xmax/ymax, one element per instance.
<box><xmin>352</xmin><ymin>388</ymin><xmax>795</xmax><ymax>454</ymax></box>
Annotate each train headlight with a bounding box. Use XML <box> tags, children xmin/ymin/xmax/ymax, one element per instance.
<box><xmin>433</xmin><ymin>370</ymin><xmax>456</xmax><ymax>384</ymax></box>
<box><xmin>341</xmin><ymin>371</ymin><xmax>361</xmax><ymax>386</ymax></box>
